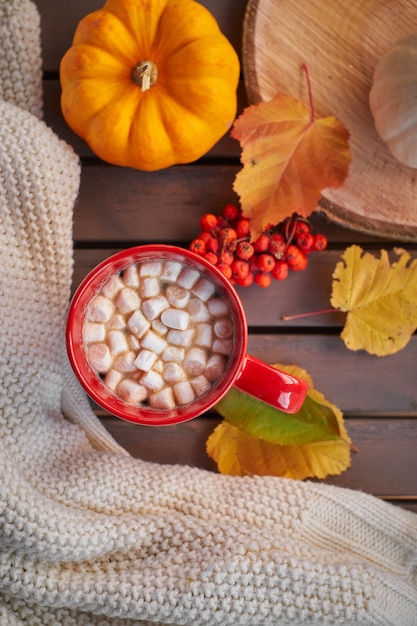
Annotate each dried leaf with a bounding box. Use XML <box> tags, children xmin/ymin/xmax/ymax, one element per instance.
<box><xmin>207</xmin><ymin>364</ymin><xmax>352</xmax><ymax>480</ymax></box>
<box><xmin>231</xmin><ymin>93</ymin><xmax>351</xmax><ymax>238</ymax></box>
<box><xmin>206</xmin><ymin>422</ymin><xmax>351</xmax><ymax>480</ymax></box>
<box><xmin>331</xmin><ymin>245</ymin><xmax>417</xmax><ymax>355</ymax></box>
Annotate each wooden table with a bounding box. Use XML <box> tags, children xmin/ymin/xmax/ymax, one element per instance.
<box><xmin>37</xmin><ymin>0</ymin><xmax>417</xmax><ymax>513</ymax></box>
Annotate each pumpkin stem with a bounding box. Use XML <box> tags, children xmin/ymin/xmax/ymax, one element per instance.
<box><xmin>131</xmin><ymin>60</ymin><xmax>158</xmax><ymax>92</ymax></box>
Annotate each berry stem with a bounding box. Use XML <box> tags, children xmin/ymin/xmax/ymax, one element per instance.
<box><xmin>301</xmin><ymin>63</ymin><xmax>315</xmax><ymax>123</ymax></box>
<box><xmin>281</xmin><ymin>307</ymin><xmax>340</xmax><ymax>321</ymax></box>
<box><xmin>282</xmin><ymin>217</ymin><xmax>299</xmax><ymax>256</ymax></box>
<box><xmin>284</xmin><ymin>217</ymin><xmax>297</xmax><ymax>244</ymax></box>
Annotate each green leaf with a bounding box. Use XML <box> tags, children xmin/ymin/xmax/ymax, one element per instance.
<box><xmin>215</xmin><ymin>384</ymin><xmax>342</xmax><ymax>446</ymax></box>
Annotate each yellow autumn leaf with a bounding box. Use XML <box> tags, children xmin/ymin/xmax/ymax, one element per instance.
<box><xmin>207</xmin><ymin>363</ymin><xmax>352</xmax><ymax>480</ymax></box>
<box><xmin>331</xmin><ymin>245</ymin><xmax>417</xmax><ymax>355</ymax></box>
<box><xmin>206</xmin><ymin>422</ymin><xmax>351</xmax><ymax>480</ymax></box>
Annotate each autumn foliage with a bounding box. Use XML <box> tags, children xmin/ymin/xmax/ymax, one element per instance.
<box><xmin>332</xmin><ymin>245</ymin><xmax>417</xmax><ymax>355</ymax></box>
<box><xmin>231</xmin><ymin>76</ymin><xmax>351</xmax><ymax>239</ymax></box>
<box><xmin>208</xmin><ymin>364</ymin><xmax>352</xmax><ymax>480</ymax></box>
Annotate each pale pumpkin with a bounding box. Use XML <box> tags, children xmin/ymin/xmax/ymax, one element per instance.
<box><xmin>369</xmin><ymin>32</ymin><xmax>417</xmax><ymax>168</ymax></box>
<box><xmin>60</xmin><ymin>0</ymin><xmax>240</xmax><ymax>171</ymax></box>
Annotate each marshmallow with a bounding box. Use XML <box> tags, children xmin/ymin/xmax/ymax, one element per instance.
<box><xmin>141</xmin><ymin>295</ymin><xmax>169</xmax><ymax>320</ymax></box>
<box><xmin>116</xmin><ymin>379</ymin><xmax>148</xmax><ymax>404</ymax></box>
<box><xmin>139</xmin><ymin>260</ymin><xmax>162</xmax><ymax>277</ymax></box>
<box><xmin>190</xmin><ymin>374</ymin><xmax>212</xmax><ymax>396</ymax></box>
<box><xmin>122</xmin><ymin>264</ymin><xmax>140</xmax><ymax>288</ymax></box>
<box><xmin>160</xmin><ymin>260</ymin><xmax>182</xmax><ymax>282</ymax></box>
<box><xmin>87</xmin><ymin>295</ymin><xmax>115</xmax><ymax>323</ymax></box>
<box><xmin>162</xmin><ymin>345</ymin><xmax>185</xmax><ymax>363</ymax></box>
<box><xmin>160</xmin><ymin>308</ymin><xmax>190</xmax><ymax>330</ymax></box>
<box><xmin>127</xmin><ymin>309</ymin><xmax>150</xmax><ymax>339</ymax></box>
<box><xmin>183</xmin><ymin>347</ymin><xmax>207</xmax><ymax>376</ymax></box>
<box><xmin>140</xmin><ymin>276</ymin><xmax>160</xmax><ymax>298</ymax></box>
<box><xmin>166</xmin><ymin>285</ymin><xmax>190</xmax><ymax>308</ymax></box>
<box><xmin>114</xmin><ymin>351</ymin><xmax>137</xmax><ymax>372</ymax></box>
<box><xmin>187</xmin><ymin>298</ymin><xmax>210</xmax><ymax>322</ymax></box>
<box><xmin>108</xmin><ymin>313</ymin><xmax>126</xmax><ymax>330</ymax></box>
<box><xmin>207</xmin><ymin>297</ymin><xmax>230</xmax><ymax>316</ymax></box>
<box><xmin>173</xmin><ymin>380</ymin><xmax>195</xmax><ymax>405</ymax></box>
<box><xmin>205</xmin><ymin>353</ymin><xmax>227</xmax><ymax>382</ymax></box>
<box><xmin>128</xmin><ymin>334</ymin><xmax>140</xmax><ymax>350</ymax></box>
<box><xmin>115</xmin><ymin>287</ymin><xmax>141</xmax><ymax>314</ymax></box>
<box><xmin>103</xmin><ymin>369</ymin><xmax>123</xmax><ymax>391</ymax></box>
<box><xmin>83</xmin><ymin>257</ymin><xmax>236</xmax><ymax>411</ymax></box>
<box><xmin>101</xmin><ymin>275</ymin><xmax>125</xmax><ymax>299</ymax></box>
<box><xmin>213</xmin><ymin>338</ymin><xmax>233</xmax><ymax>355</ymax></box>
<box><xmin>177</xmin><ymin>267</ymin><xmax>200</xmax><ymax>289</ymax></box>
<box><xmin>83</xmin><ymin>322</ymin><xmax>106</xmax><ymax>343</ymax></box>
<box><xmin>87</xmin><ymin>343</ymin><xmax>112</xmax><ymax>373</ymax></box>
<box><xmin>141</xmin><ymin>330</ymin><xmax>167</xmax><ymax>355</ymax></box>
<box><xmin>192</xmin><ymin>277</ymin><xmax>216</xmax><ymax>301</ymax></box>
<box><xmin>167</xmin><ymin>328</ymin><xmax>195</xmax><ymax>348</ymax></box>
<box><xmin>163</xmin><ymin>362</ymin><xmax>185</xmax><ymax>384</ymax></box>
<box><xmin>151</xmin><ymin>319</ymin><xmax>168</xmax><ymax>335</ymax></box>
<box><xmin>133</xmin><ymin>349</ymin><xmax>157</xmax><ymax>372</ymax></box>
<box><xmin>195</xmin><ymin>323</ymin><xmax>212</xmax><ymax>348</ymax></box>
<box><xmin>140</xmin><ymin>370</ymin><xmax>164</xmax><ymax>391</ymax></box>
<box><xmin>149</xmin><ymin>387</ymin><xmax>176</xmax><ymax>410</ymax></box>
<box><xmin>107</xmin><ymin>330</ymin><xmax>129</xmax><ymax>354</ymax></box>
<box><xmin>214</xmin><ymin>318</ymin><xmax>233</xmax><ymax>339</ymax></box>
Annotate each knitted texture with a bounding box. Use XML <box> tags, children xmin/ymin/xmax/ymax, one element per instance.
<box><xmin>0</xmin><ymin>0</ymin><xmax>42</xmax><ymax>118</ymax></box>
<box><xmin>0</xmin><ymin>2</ymin><xmax>416</xmax><ymax>625</ymax></box>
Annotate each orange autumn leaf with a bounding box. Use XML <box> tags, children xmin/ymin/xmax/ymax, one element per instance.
<box><xmin>231</xmin><ymin>92</ymin><xmax>351</xmax><ymax>239</ymax></box>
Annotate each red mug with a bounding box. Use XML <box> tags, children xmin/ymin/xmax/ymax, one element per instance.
<box><xmin>66</xmin><ymin>244</ymin><xmax>307</xmax><ymax>426</ymax></box>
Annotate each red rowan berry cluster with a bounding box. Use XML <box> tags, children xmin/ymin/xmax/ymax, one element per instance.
<box><xmin>189</xmin><ymin>204</ymin><xmax>328</xmax><ymax>288</ymax></box>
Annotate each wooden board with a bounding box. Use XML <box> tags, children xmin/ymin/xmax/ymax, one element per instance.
<box><xmin>243</xmin><ymin>0</ymin><xmax>417</xmax><ymax>240</ymax></box>
<box><xmin>100</xmin><ymin>414</ymin><xmax>417</xmax><ymax>499</ymax></box>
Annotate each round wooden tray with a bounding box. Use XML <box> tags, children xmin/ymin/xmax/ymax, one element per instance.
<box><xmin>243</xmin><ymin>0</ymin><xmax>417</xmax><ymax>241</ymax></box>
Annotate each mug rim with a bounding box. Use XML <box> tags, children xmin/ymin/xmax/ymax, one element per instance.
<box><xmin>66</xmin><ymin>244</ymin><xmax>248</xmax><ymax>426</ymax></box>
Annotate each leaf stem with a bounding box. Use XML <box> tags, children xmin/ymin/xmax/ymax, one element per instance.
<box><xmin>281</xmin><ymin>307</ymin><xmax>340</xmax><ymax>321</ymax></box>
<box><xmin>301</xmin><ymin>63</ymin><xmax>315</xmax><ymax>122</ymax></box>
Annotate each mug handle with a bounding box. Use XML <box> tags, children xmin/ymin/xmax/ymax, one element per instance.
<box><xmin>233</xmin><ymin>354</ymin><xmax>308</xmax><ymax>413</ymax></box>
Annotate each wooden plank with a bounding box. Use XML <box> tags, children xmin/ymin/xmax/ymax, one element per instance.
<box><xmin>78</xmin><ymin>339</ymin><xmax>417</xmax><ymax>418</ymax></box>
<box><xmin>72</xmin><ymin>248</ymin><xmax>417</xmax><ymax>331</ymax></box>
<box><xmin>388</xmin><ymin>502</ymin><xmax>417</xmax><ymax>514</ymax></box>
<box><xmin>72</xmin><ymin>164</ymin><xmax>417</xmax><ymax>245</ymax></box>
<box><xmin>73</xmin><ymin>164</ymin><xmax>240</xmax><ymax>242</ymax></box>
<box><xmin>89</xmin><ymin>334</ymin><xmax>405</xmax><ymax>415</ymax></box>
<box><xmin>246</xmin><ymin>334</ymin><xmax>417</xmax><ymax>415</ymax></box>
<box><xmin>34</xmin><ymin>0</ymin><xmax>247</xmax><ymax>73</ymax></box>
<box><xmin>72</xmin><ymin>248</ymin><xmax>342</xmax><ymax>324</ymax></box>
<box><xmin>99</xmin><ymin>414</ymin><xmax>417</xmax><ymax>498</ymax></box>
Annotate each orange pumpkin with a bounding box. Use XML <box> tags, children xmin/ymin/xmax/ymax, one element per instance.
<box><xmin>60</xmin><ymin>0</ymin><xmax>240</xmax><ymax>171</ymax></box>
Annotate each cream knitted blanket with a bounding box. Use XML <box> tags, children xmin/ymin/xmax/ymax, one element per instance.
<box><xmin>0</xmin><ymin>1</ymin><xmax>416</xmax><ymax>624</ymax></box>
